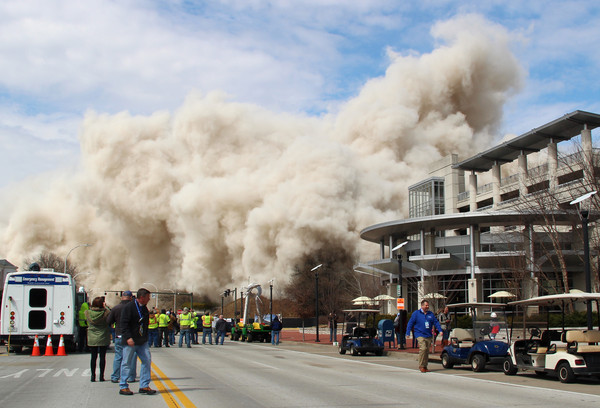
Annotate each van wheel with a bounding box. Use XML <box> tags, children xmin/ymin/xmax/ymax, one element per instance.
<box><xmin>557</xmin><ymin>362</ymin><xmax>575</xmax><ymax>383</ymax></box>
<box><xmin>441</xmin><ymin>352</ymin><xmax>454</xmax><ymax>369</ymax></box>
<box><xmin>503</xmin><ymin>357</ymin><xmax>517</xmax><ymax>375</ymax></box>
<box><xmin>471</xmin><ymin>354</ymin><xmax>486</xmax><ymax>372</ymax></box>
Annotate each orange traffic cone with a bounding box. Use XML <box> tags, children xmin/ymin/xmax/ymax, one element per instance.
<box><xmin>56</xmin><ymin>335</ymin><xmax>67</xmax><ymax>356</ymax></box>
<box><xmin>44</xmin><ymin>335</ymin><xmax>54</xmax><ymax>356</ymax></box>
<box><xmin>31</xmin><ymin>335</ymin><xmax>41</xmax><ymax>356</ymax></box>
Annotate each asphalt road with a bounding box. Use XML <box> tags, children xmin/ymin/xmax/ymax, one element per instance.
<box><xmin>1</xmin><ymin>340</ymin><xmax>599</xmax><ymax>408</ymax></box>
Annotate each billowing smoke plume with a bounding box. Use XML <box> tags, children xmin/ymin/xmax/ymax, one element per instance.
<box><xmin>0</xmin><ymin>15</ymin><xmax>523</xmax><ymax>297</ymax></box>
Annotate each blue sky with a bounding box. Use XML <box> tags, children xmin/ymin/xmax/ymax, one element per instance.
<box><xmin>1</xmin><ymin>0</ymin><xmax>599</xmax><ymax>189</ymax></box>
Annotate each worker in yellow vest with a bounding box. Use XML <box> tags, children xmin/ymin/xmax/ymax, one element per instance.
<box><xmin>148</xmin><ymin>309</ymin><xmax>159</xmax><ymax>347</ymax></box>
<box><xmin>158</xmin><ymin>309</ymin><xmax>170</xmax><ymax>347</ymax></box>
<box><xmin>178</xmin><ymin>307</ymin><xmax>192</xmax><ymax>348</ymax></box>
<box><xmin>78</xmin><ymin>301</ymin><xmax>89</xmax><ymax>352</ymax></box>
<box><xmin>201</xmin><ymin>311</ymin><xmax>213</xmax><ymax>345</ymax></box>
<box><xmin>191</xmin><ymin>311</ymin><xmax>199</xmax><ymax>344</ymax></box>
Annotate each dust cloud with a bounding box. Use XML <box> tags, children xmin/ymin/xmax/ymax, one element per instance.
<box><xmin>0</xmin><ymin>15</ymin><xmax>523</xmax><ymax>298</ymax></box>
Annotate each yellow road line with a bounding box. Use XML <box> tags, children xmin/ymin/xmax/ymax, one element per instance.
<box><xmin>151</xmin><ymin>361</ymin><xmax>197</xmax><ymax>408</ymax></box>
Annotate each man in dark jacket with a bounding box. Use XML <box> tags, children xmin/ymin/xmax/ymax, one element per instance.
<box><xmin>118</xmin><ymin>288</ymin><xmax>156</xmax><ymax>396</ymax></box>
<box><xmin>107</xmin><ymin>291</ymin><xmax>136</xmax><ymax>383</ymax></box>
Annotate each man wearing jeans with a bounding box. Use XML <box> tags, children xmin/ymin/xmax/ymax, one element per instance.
<box><xmin>107</xmin><ymin>291</ymin><xmax>136</xmax><ymax>383</ymax></box>
<box><xmin>405</xmin><ymin>300</ymin><xmax>443</xmax><ymax>373</ymax></box>
<box><xmin>118</xmin><ymin>288</ymin><xmax>156</xmax><ymax>396</ymax></box>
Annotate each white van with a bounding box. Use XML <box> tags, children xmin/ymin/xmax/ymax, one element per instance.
<box><xmin>1</xmin><ymin>267</ymin><xmax>83</xmax><ymax>352</ymax></box>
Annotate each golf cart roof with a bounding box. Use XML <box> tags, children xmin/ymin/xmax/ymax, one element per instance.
<box><xmin>508</xmin><ymin>292</ymin><xmax>600</xmax><ymax>307</ymax></box>
<box><xmin>342</xmin><ymin>309</ymin><xmax>381</xmax><ymax>313</ymax></box>
<box><xmin>447</xmin><ymin>302</ymin><xmax>506</xmax><ymax>308</ymax></box>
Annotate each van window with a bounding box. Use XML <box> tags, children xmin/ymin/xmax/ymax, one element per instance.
<box><xmin>29</xmin><ymin>311</ymin><xmax>46</xmax><ymax>329</ymax></box>
<box><xmin>29</xmin><ymin>288</ymin><xmax>47</xmax><ymax>307</ymax></box>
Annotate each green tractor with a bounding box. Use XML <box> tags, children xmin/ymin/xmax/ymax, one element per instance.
<box><xmin>230</xmin><ymin>283</ymin><xmax>272</xmax><ymax>343</ymax></box>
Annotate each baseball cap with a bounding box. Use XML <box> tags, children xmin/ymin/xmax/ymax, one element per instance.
<box><xmin>123</xmin><ymin>290</ymin><xmax>133</xmax><ymax>297</ymax></box>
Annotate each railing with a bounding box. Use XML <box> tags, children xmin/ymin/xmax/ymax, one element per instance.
<box><xmin>457</xmin><ymin>191</ymin><xmax>469</xmax><ymax>201</ymax></box>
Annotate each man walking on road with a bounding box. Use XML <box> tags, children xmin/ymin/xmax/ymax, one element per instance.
<box><xmin>118</xmin><ymin>288</ymin><xmax>156</xmax><ymax>396</ymax></box>
<box><xmin>406</xmin><ymin>299</ymin><xmax>443</xmax><ymax>373</ymax></box>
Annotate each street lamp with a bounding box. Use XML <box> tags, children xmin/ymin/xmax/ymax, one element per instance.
<box><xmin>162</xmin><ymin>289</ymin><xmax>176</xmax><ymax>311</ymax></box>
<box><xmin>64</xmin><ymin>243</ymin><xmax>93</xmax><ymax>274</ymax></box>
<box><xmin>143</xmin><ymin>282</ymin><xmax>158</xmax><ymax>309</ymax></box>
<box><xmin>392</xmin><ymin>241</ymin><xmax>408</xmax><ymax>300</ymax></box>
<box><xmin>311</xmin><ymin>264</ymin><xmax>323</xmax><ymax>342</ymax></box>
<box><xmin>268</xmin><ymin>279</ymin><xmax>274</xmax><ymax>323</ymax></box>
<box><xmin>570</xmin><ymin>190</ymin><xmax>597</xmax><ymax>330</ymax></box>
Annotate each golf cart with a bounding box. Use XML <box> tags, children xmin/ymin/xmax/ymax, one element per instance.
<box><xmin>503</xmin><ymin>292</ymin><xmax>600</xmax><ymax>383</ymax></box>
<box><xmin>440</xmin><ymin>303</ymin><xmax>510</xmax><ymax>372</ymax></box>
<box><xmin>338</xmin><ymin>309</ymin><xmax>385</xmax><ymax>356</ymax></box>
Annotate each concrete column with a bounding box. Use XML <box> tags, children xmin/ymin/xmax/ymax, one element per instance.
<box><xmin>469</xmin><ymin>224</ymin><xmax>479</xmax><ymax>279</ymax></box>
<box><xmin>380</xmin><ymin>239</ymin><xmax>385</xmax><ymax>260</ymax></box>
<box><xmin>548</xmin><ymin>140</ymin><xmax>558</xmax><ymax>191</ymax></box>
<box><xmin>420</xmin><ymin>229</ymin><xmax>425</xmax><ymax>255</ymax></box>
<box><xmin>389</xmin><ymin>235</ymin><xmax>394</xmax><ymax>259</ymax></box>
<box><xmin>582</xmin><ymin>125</ymin><xmax>593</xmax><ymax>184</ymax></box>
<box><xmin>518</xmin><ymin>152</ymin><xmax>528</xmax><ymax>197</ymax></box>
<box><xmin>492</xmin><ymin>162</ymin><xmax>501</xmax><ymax>209</ymax></box>
<box><xmin>469</xmin><ymin>171</ymin><xmax>477</xmax><ymax>211</ymax></box>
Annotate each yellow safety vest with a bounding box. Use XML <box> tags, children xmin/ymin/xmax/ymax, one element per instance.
<box><xmin>78</xmin><ymin>302</ymin><xmax>89</xmax><ymax>327</ymax></box>
<box><xmin>201</xmin><ymin>315</ymin><xmax>212</xmax><ymax>328</ymax></box>
<box><xmin>148</xmin><ymin>315</ymin><xmax>158</xmax><ymax>329</ymax></box>
<box><xmin>179</xmin><ymin>313</ymin><xmax>192</xmax><ymax>328</ymax></box>
<box><xmin>191</xmin><ymin>313</ymin><xmax>197</xmax><ymax>329</ymax></box>
<box><xmin>158</xmin><ymin>313</ymin><xmax>169</xmax><ymax>327</ymax></box>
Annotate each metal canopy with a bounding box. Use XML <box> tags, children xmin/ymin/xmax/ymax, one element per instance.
<box><xmin>454</xmin><ymin>110</ymin><xmax>600</xmax><ymax>173</ymax></box>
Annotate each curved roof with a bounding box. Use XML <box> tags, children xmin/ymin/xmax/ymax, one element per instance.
<box><xmin>360</xmin><ymin>210</ymin><xmax>579</xmax><ymax>243</ymax></box>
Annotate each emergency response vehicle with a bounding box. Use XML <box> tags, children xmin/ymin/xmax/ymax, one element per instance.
<box><xmin>1</xmin><ymin>264</ymin><xmax>84</xmax><ymax>352</ymax></box>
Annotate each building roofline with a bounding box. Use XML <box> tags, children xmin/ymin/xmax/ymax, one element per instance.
<box><xmin>359</xmin><ymin>210</ymin><xmax>581</xmax><ymax>243</ymax></box>
<box><xmin>453</xmin><ymin>110</ymin><xmax>600</xmax><ymax>173</ymax></box>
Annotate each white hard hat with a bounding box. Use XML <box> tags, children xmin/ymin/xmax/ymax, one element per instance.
<box><xmin>490</xmin><ymin>312</ymin><xmax>497</xmax><ymax>318</ymax></box>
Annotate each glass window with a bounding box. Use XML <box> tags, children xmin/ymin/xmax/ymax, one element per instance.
<box><xmin>29</xmin><ymin>288</ymin><xmax>47</xmax><ymax>308</ymax></box>
<box><xmin>28</xmin><ymin>311</ymin><xmax>46</xmax><ymax>330</ymax></box>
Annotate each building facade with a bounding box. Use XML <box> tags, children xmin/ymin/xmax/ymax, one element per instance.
<box><xmin>356</xmin><ymin>111</ymin><xmax>600</xmax><ymax>313</ymax></box>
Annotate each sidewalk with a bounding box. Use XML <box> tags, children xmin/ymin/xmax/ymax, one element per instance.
<box><xmin>281</xmin><ymin>328</ymin><xmax>442</xmax><ymax>361</ymax></box>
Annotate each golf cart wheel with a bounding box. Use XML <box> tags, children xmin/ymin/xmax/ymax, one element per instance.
<box><xmin>471</xmin><ymin>354</ymin><xmax>486</xmax><ymax>372</ymax></box>
<box><xmin>351</xmin><ymin>344</ymin><xmax>358</xmax><ymax>356</ymax></box>
<box><xmin>441</xmin><ymin>352</ymin><xmax>454</xmax><ymax>369</ymax></box>
<box><xmin>339</xmin><ymin>344</ymin><xmax>346</xmax><ymax>355</ymax></box>
<box><xmin>503</xmin><ymin>357</ymin><xmax>517</xmax><ymax>375</ymax></box>
<box><xmin>557</xmin><ymin>362</ymin><xmax>575</xmax><ymax>383</ymax></box>
<box><xmin>247</xmin><ymin>333</ymin><xmax>253</xmax><ymax>343</ymax></box>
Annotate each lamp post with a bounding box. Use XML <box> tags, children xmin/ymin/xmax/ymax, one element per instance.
<box><xmin>143</xmin><ymin>282</ymin><xmax>158</xmax><ymax>309</ymax></box>
<box><xmin>64</xmin><ymin>243</ymin><xmax>93</xmax><ymax>274</ymax></box>
<box><xmin>311</xmin><ymin>264</ymin><xmax>323</xmax><ymax>342</ymax></box>
<box><xmin>268</xmin><ymin>279</ymin><xmax>274</xmax><ymax>323</ymax></box>
<box><xmin>570</xmin><ymin>190</ymin><xmax>597</xmax><ymax>330</ymax></box>
<box><xmin>392</xmin><ymin>241</ymin><xmax>408</xmax><ymax>300</ymax></box>
<box><xmin>162</xmin><ymin>289</ymin><xmax>175</xmax><ymax>311</ymax></box>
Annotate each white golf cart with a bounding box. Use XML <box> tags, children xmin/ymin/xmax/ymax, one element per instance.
<box><xmin>503</xmin><ymin>292</ymin><xmax>600</xmax><ymax>383</ymax></box>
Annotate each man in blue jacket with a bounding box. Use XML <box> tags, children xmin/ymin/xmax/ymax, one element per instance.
<box><xmin>406</xmin><ymin>299</ymin><xmax>443</xmax><ymax>372</ymax></box>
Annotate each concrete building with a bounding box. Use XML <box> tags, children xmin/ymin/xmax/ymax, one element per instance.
<box><xmin>356</xmin><ymin>110</ymin><xmax>600</xmax><ymax>313</ymax></box>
